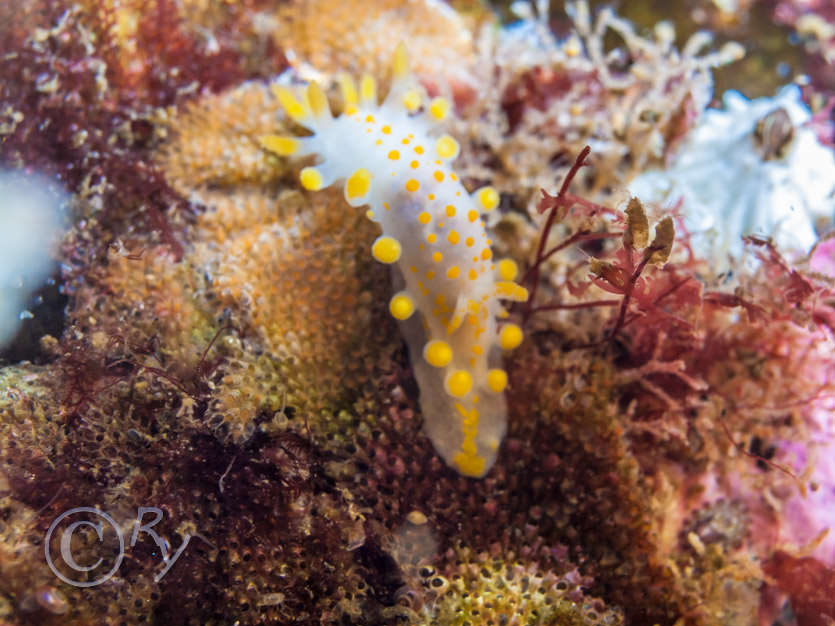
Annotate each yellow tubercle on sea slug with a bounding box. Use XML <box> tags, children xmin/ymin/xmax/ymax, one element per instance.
<box><xmin>299</xmin><ymin>167</ymin><xmax>324</xmax><ymax>191</ymax></box>
<box><xmin>372</xmin><ymin>235</ymin><xmax>402</xmax><ymax>264</ymax></box>
<box><xmin>486</xmin><ymin>369</ymin><xmax>508</xmax><ymax>393</ymax></box>
<box><xmin>261</xmin><ymin>44</ymin><xmax>528</xmax><ymax>477</ymax></box>
<box><xmin>497</xmin><ymin>258</ymin><xmax>518</xmax><ymax>281</ymax></box>
<box><xmin>389</xmin><ymin>292</ymin><xmax>415</xmax><ymax>320</ymax></box>
<box><xmin>499</xmin><ymin>323</ymin><xmax>524</xmax><ymax>351</ymax></box>
<box><xmin>424</xmin><ymin>340</ymin><xmax>453</xmax><ymax>368</ymax></box>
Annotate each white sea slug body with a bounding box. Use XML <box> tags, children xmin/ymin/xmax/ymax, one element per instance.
<box><xmin>261</xmin><ymin>45</ymin><xmax>528</xmax><ymax>477</ymax></box>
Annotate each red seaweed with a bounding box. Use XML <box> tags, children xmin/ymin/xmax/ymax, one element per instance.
<box><xmin>763</xmin><ymin>551</ymin><xmax>835</xmax><ymax>626</ymax></box>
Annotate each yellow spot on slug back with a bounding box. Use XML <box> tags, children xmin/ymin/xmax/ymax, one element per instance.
<box><xmin>389</xmin><ymin>292</ymin><xmax>415</xmax><ymax>320</ymax></box>
<box><xmin>410</xmin><ymin>160</ymin><xmax>419</xmax><ymax>169</ymax></box>
<box><xmin>429</xmin><ymin>97</ymin><xmax>450</xmax><ymax>121</ymax></box>
<box><xmin>447</xmin><ymin>266</ymin><xmax>460</xmax><ymax>279</ymax></box>
<box><xmin>405</xmin><ymin>179</ymin><xmax>419</xmax><ymax>192</ymax></box>
<box><xmin>382</xmin><ymin>125</ymin><xmax>392</xmax><ymax>134</ymax></box>
<box><xmin>299</xmin><ymin>167</ymin><xmax>323</xmax><ymax>190</ymax></box>
<box><xmin>481</xmin><ymin>248</ymin><xmax>492</xmax><ymax>260</ymax></box>
<box><xmin>418</xmin><ymin>211</ymin><xmax>431</xmax><ymax>225</ymax></box>
<box><xmin>487</xmin><ymin>369</ymin><xmax>508</xmax><ymax>393</ymax></box>
<box><xmin>436</xmin><ymin>135</ymin><xmax>459</xmax><ymax>160</ymax></box>
<box><xmin>465</xmin><ymin>237</ymin><xmax>474</xmax><ymax>247</ymax></box>
<box><xmin>445</xmin><ymin>370</ymin><xmax>473</xmax><ymax>397</ymax></box>
<box><xmin>432</xmin><ymin>251</ymin><xmax>443</xmax><ymax>263</ymax></box>
<box><xmin>448</xmin><ymin>230</ymin><xmax>460</xmax><ymax>245</ymax></box>
<box><xmin>453</xmin><ymin>452</ymin><xmax>486</xmax><ymax>477</ymax></box>
<box><xmin>372</xmin><ymin>236</ymin><xmax>402</xmax><ymax>264</ymax></box>
<box><xmin>445</xmin><ymin>205</ymin><xmax>456</xmax><ymax>217</ymax></box>
<box><xmin>447</xmin><ymin>314</ymin><xmax>463</xmax><ymax>333</ymax></box>
<box><xmin>478</xmin><ymin>186</ymin><xmax>500</xmax><ymax>211</ymax></box>
<box><xmin>499</xmin><ymin>324</ymin><xmax>523</xmax><ymax>350</ymax></box>
<box><xmin>414</xmin><ymin>146</ymin><xmax>424</xmax><ymax>155</ymax></box>
<box><xmin>345</xmin><ymin>168</ymin><xmax>372</xmax><ymax>199</ymax></box>
<box><xmin>498</xmin><ymin>259</ymin><xmax>518</xmax><ymax>281</ymax></box>
<box><xmin>434</xmin><ymin>170</ymin><xmax>444</xmax><ymax>182</ymax></box>
<box><xmin>388</xmin><ymin>150</ymin><xmax>400</xmax><ymax>160</ymax></box>
<box><xmin>467</xmin><ymin>209</ymin><xmax>478</xmax><ymax>223</ymax></box>
<box><xmin>424</xmin><ymin>340</ymin><xmax>452</xmax><ymax>367</ymax></box>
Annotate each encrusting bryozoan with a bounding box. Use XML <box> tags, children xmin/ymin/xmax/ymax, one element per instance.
<box><xmin>260</xmin><ymin>44</ymin><xmax>528</xmax><ymax>478</ymax></box>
